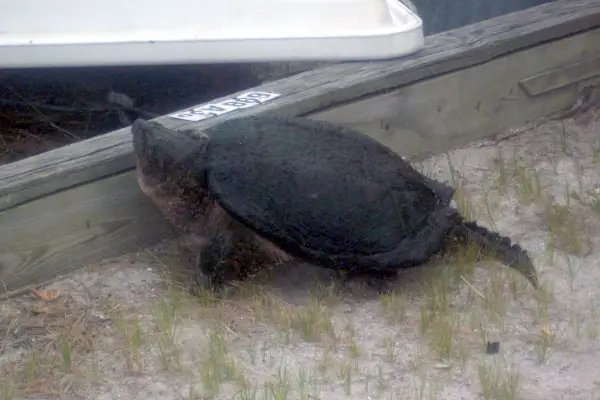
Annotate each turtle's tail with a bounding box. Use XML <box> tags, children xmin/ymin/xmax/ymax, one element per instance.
<box><xmin>447</xmin><ymin>211</ymin><xmax>539</xmax><ymax>289</ymax></box>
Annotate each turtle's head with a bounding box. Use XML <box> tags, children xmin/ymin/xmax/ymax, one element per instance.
<box><xmin>131</xmin><ymin>118</ymin><xmax>210</xmax><ymax>184</ymax></box>
<box><xmin>132</xmin><ymin>118</ymin><xmax>213</xmax><ymax>230</ymax></box>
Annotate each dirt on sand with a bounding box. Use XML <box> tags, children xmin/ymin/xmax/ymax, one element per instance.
<box><xmin>1</xmin><ymin>107</ymin><xmax>600</xmax><ymax>400</ymax></box>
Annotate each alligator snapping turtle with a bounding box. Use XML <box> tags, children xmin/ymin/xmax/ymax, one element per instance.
<box><xmin>131</xmin><ymin>115</ymin><xmax>539</xmax><ymax>292</ymax></box>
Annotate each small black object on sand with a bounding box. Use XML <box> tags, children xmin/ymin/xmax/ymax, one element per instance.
<box><xmin>486</xmin><ymin>341</ymin><xmax>500</xmax><ymax>355</ymax></box>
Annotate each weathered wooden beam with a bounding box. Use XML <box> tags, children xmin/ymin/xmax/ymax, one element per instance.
<box><xmin>0</xmin><ymin>0</ymin><xmax>598</xmax><ymax>212</ymax></box>
<box><xmin>0</xmin><ymin>172</ymin><xmax>173</xmax><ymax>294</ymax></box>
<box><xmin>1</xmin><ymin>0</ymin><xmax>599</xmax><ymax>294</ymax></box>
<box><xmin>309</xmin><ymin>30</ymin><xmax>600</xmax><ymax>160</ymax></box>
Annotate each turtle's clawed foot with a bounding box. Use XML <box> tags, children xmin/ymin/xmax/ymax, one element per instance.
<box><xmin>195</xmin><ymin>232</ymin><xmax>240</xmax><ymax>296</ymax></box>
<box><xmin>194</xmin><ymin>230</ymin><xmax>272</xmax><ymax>297</ymax></box>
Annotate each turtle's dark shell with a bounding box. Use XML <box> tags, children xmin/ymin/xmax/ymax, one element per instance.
<box><xmin>201</xmin><ymin>116</ymin><xmax>456</xmax><ymax>272</ymax></box>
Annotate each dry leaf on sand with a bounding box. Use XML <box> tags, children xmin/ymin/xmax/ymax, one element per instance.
<box><xmin>30</xmin><ymin>287</ymin><xmax>61</xmax><ymax>302</ymax></box>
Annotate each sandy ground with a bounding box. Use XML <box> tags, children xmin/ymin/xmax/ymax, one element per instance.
<box><xmin>2</xmin><ymin>107</ymin><xmax>600</xmax><ymax>400</ymax></box>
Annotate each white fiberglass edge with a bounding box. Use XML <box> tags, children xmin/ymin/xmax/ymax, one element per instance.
<box><xmin>0</xmin><ymin>0</ymin><xmax>424</xmax><ymax>68</ymax></box>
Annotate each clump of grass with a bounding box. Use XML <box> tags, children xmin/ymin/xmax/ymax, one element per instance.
<box><xmin>507</xmin><ymin>269</ymin><xmax>529</xmax><ymax>300</ymax></box>
<box><xmin>419</xmin><ymin>271</ymin><xmax>462</xmax><ymax>339</ymax></box>
<box><xmin>417</xmin><ymin>274</ymin><xmax>469</xmax><ymax>361</ymax></box>
<box><xmin>448</xmin><ymin>242</ymin><xmax>481</xmax><ymax>283</ymax></box>
<box><xmin>309</xmin><ymin>283</ymin><xmax>342</xmax><ymax>307</ymax></box>
<box><xmin>236</xmin><ymin>383</ymin><xmax>259</xmax><ymax>400</ymax></box>
<box><xmin>586</xmin><ymin>299</ymin><xmax>599</xmax><ymax>341</ymax></box>
<box><xmin>411</xmin><ymin>367</ymin><xmax>444</xmax><ymax>400</ymax></box>
<box><xmin>512</xmin><ymin>161</ymin><xmax>542</xmax><ymax>206</ymax></box>
<box><xmin>266</xmin><ymin>366</ymin><xmax>292</xmax><ymax>400</ymax></box>
<box><xmin>564</xmin><ymin>254</ymin><xmax>581</xmax><ymax>292</ymax></box>
<box><xmin>570</xmin><ymin>187</ymin><xmax>600</xmax><ymax>217</ymax></box>
<box><xmin>112</xmin><ymin>310</ymin><xmax>144</xmax><ymax>373</ymax></box>
<box><xmin>290</xmin><ymin>297</ymin><xmax>336</xmax><ymax>342</ymax></box>
<box><xmin>472</xmin><ymin>317</ymin><xmax>492</xmax><ymax>350</ymax></box>
<box><xmin>317</xmin><ymin>348</ymin><xmax>334</xmax><ymax>377</ymax></box>
<box><xmin>423</xmin><ymin>276</ymin><xmax>452</xmax><ymax>315</ymax></box>
<box><xmin>23</xmin><ymin>351</ymin><xmax>40</xmax><ymax>383</ymax></box>
<box><xmin>256</xmin><ymin>293</ymin><xmax>336</xmax><ymax>343</ymax></box>
<box><xmin>592</xmin><ymin>138</ymin><xmax>600</xmax><ymax>165</ymax></box>
<box><xmin>347</xmin><ymin>336</ymin><xmax>361</xmax><ymax>359</ymax></box>
<box><xmin>381</xmin><ymin>336</ymin><xmax>398</xmax><ymax>364</ymax></box>
<box><xmin>198</xmin><ymin>329</ymin><xmax>245</xmax><ymax>398</ymax></box>
<box><xmin>455</xmin><ymin>342</ymin><xmax>471</xmax><ymax>367</ymax></box>
<box><xmin>532</xmin><ymin>281</ymin><xmax>555</xmax><ymax>325</ymax></box>
<box><xmin>491</xmin><ymin>150</ymin><xmax>509</xmax><ymax>194</ymax></box>
<box><xmin>445</xmin><ymin>154</ymin><xmax>477</xmax><ymax>220</ymax></box>
<box><xmin>0</xmin><ymin>382</ymin><xmax>14</xmax><ymax>400</ymax></box>
<box><xmin>454</xmin><ymin>184</ymin><xmax>477</xmax><ymax>221</ymax></box>
<box><xmin>375</xmin><ymin>364</ymin><xmax>390</xmax><ymax>394</ymax></box>
<box><xmin>57</xmin><ymin>335</ymin><xmax>73</xmax><ymax>373</ymax></box>
<box><xmin>480</xmin><ymin>188</ymin><xmax>500</xmax><ymax>231</ymax></box>
<box><xmin>427</xmin><ymin>315</ymin><xmax>456</xmax><ymax>360</ymax></box>
<box><xmin>477</xmin><ymin>361</ymin><xmax>522</xmax><ymax>400</ymax></box>
<box><xmin>296</xmin><ymin>368</ymin><xmax>319</xmax><ymax>400</ymax></box>
<box><xmin>587</xmin><ymin>320</ymin><xmax>599</xmax><ymax>341</ymax></box>
<box><xmin>544</xmin><ymin>200</ymin><xmax>590</xmax><ymax>256</ymax></box>
<box><xmin>420</xmin><ymin>306</ymin><xmax>435</xmax><ymax>336</ymax></box>
<box><xmin>492</xmin><ymin>151</ymin><xmax>542</xmax><ymax>206</ymax></box>
<box><xmin>533</xmin><ymin>326</ymin><xmax>555</xmax><ymax>364</ymax></box>
<box><xmin>151</xmin><ymin>296</ymin><xmax>182</xmax><ymax>370</ymax></box>
<box><xmin>570</xmin><ymin>312</ymin><xmax>585</xmax><ymax>340</ymax></box>
<box><xmin>484</xmin><ymin>271</ymin><xmax>510</xmax><ymax>323</ymax></box>
<box><xmin>338</xmin><ymin>361</ymin><xmax>354</xmax><ymax>395</ymax></box>
<box><xmin>379</xmin><ymin>289</ymin><xmax>409</xmax><ymax>324</ymax></box>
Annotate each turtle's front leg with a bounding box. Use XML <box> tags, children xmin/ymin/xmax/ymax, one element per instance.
<box><xmin>196</xmin><ymin>230</ymin><xmax>240</xmax><ymax>293</ymax></box>
<box><xmin>196</xmin><ymin>229</ymin><xmax>273</xmax><ymax>294</ymax></box>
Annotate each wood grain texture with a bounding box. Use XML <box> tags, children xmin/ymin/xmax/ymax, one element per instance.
<box><xmin>0</xmin><ymin>171</ymin><xmax>173</xmax><ymax>293</ymax></box>
<box><xmin>1</xmin><ymin>0</ymin><xmax>598</xmax><ymax>212</ymax></box>
<box><xmin>309</xmin><ymin>28</ymin><xmax>600</xmax><ymax>160</ymax></box>
<box><xmin>518</xmin><ymin>55</ymin><xmax>600</xmax><ymax>96</ymax></box>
